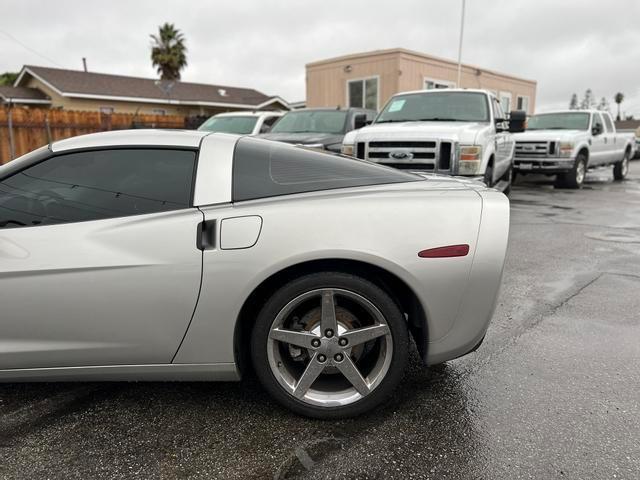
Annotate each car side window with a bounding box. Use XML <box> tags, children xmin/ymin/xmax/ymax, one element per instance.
<box><xmin>492</xmin><ymin>98</ymin><xmax>505</xmax><ymax>121</ymax></box>
<box><xmin>593</xmin><ymin>113</ymin><xmax>605</xmax><ymax>133</ymax></box>
<box><xmin>602</xmin><ymin>114</ymin><xmax>614</xmax><ymax>132</ymax></box>
<box><xmin>0</xmin><ymin>148</ymin><xmax>196</xmax><ymax>229</ymax></box>
<box><xmin>260</xmin><ymin>116</ymin><xmax>280</xmax><ymax>133</ymax></box>
<box><xmin>233</xmin><ymin>137</ymin><xmax>420</xmax><ymax>201</ymax></box>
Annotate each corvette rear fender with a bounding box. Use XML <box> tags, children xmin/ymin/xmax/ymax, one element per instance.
<box><xmin>173</xmin><ymin>188</ymin><xmax>483</xmax><ymax>367</ymax></box>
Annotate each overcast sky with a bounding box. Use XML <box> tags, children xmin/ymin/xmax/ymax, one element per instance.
<box><xmin>1</xmin><ymin>0</ymin><xmax>639</xmax><ymax>116</ymax></box>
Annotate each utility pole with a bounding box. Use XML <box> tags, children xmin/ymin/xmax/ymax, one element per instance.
<box><xmin>456</xmin><ymin>0</ymin><xmax>466</xmax><ymax>88</ymax></box>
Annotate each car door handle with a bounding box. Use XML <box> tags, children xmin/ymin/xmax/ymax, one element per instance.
<box><xmin>196</xmin><ymin>220</ymin><xmax>216</xmax><ymax>250</ymax></box>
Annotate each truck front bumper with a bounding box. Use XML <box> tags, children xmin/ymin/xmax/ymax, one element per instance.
<box><xmin>514</xmin><ymin>157</ymin><xmax>575</xmax><ymax>174</ymax></box>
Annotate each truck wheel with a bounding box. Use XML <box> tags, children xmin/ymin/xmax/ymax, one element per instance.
<box><xmin>501</xmin><ymin>167</ymin><xmax>513</xmax><ymax>196</ymax></box>
<box><xmin>483</xmin><ymin>163</ymin><xmax>494</xmax><ymax>188</ymax></box>
<box><xmin>613</xmin><ymin>151</ymin><xmax>630</xmax><ymax>181</ymax></box>
<box><xmin>555</xmin><ymin>153</ymin><xmax>587</xmax><ymax>189</ymax></box>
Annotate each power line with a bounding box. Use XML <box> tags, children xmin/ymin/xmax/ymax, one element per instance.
<box><xmin>0</xmin><ymin>29</ymin><xmax>64</xmax><ymax>68</ymax></box>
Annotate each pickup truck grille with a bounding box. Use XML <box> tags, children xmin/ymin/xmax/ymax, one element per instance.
<box><xmin>356</xmin><ymin>140</ymin><xmax>455</xmax><ymax>173</ymax></box>
<box><xmin>369</xmin><ymin>141</ymin><xmax>436</xmax><ymax>149</ymax></box>
<box><xmin>515</xmin><ymin>141</ymin><xmax>554</xmax><ymax>157</ymax></box>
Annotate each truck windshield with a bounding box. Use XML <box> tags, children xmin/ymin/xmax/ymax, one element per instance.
<box><xmin>270</xmin><ymin>110</ymin><xmax>348</xmax><ymax>134</ymax></box>
<box><xmin>376</xmin><ymin>92</ymin><xmax>490</xmax><ymax>123</ymax></box>
<box><xmin>198</xmin><ymin>116</ymin><xmax>259</xmax><ymax>134</ymax></box>
<box><xmin>527</xmin><ymin>113</ymin><xmax>590</xmax><ymax>131</ymax></box>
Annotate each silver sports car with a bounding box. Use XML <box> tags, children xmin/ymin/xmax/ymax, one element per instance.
<box><xmin>0</xmin><ymin>130</ymin><xmax>509</xmax><ymax>418</ymax></box>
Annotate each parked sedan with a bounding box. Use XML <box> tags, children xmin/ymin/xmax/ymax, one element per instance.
<box><xmin>257</xmin><ymin>107</ymin><xmax>376</xmax><ymax>152</ymax></box>
<box><xmin>0</xmin><ymin>130</ymin><xmax>509</xmax><ymax>418</ymax></box>
<box><xmin>197</xmin><ymin>110</ymin><xmax>284</xmax><ymax>135</ymax></box>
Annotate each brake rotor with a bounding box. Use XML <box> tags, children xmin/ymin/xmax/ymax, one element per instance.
<box><xmin>287</xmin><ymin>306</ymin><xmax>367</xmax><ymax>372</ymax></box>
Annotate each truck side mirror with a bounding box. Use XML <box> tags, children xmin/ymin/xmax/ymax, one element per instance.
<box><xmin>354</xmin><ymin>114</ymin><xmax>368</xmax><ymax>130</ymax></box>
<box><xmin>508</xmin><ymin>110</ymin><xmax>527</xmax><ymax>133</ymax></box>
<box><xmin>592</xmin><ymin>124</ymin><xmax>602</xmax><ymax>136</ymax></box>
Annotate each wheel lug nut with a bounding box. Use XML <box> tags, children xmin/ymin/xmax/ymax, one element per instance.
<box><xmin>311</xmin><ymin>339</ymin><xmax>321</xmax><ymax>348</ymax></box>
<box><xmin>317</xmin><ymin>354</ymin><xmax>327</xmax><ymax>363</ymax></box>
<box><xmin>325</xmin><ymin>329</ymin><xmax>334</xmax><ymax>338</ymax></box>
<box><xmin>338</xmin><ymin>338</ymin><xmax>348</xmax><ymax>347</ymax></box>
<box><xmin>334</xmin><ymin>353</ymin><xmax>344</xmax><ymax>362</ymax></box>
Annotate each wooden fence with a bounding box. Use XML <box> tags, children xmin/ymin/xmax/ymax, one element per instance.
<box><xmin>0</xmin><ymin>107</ymin><xmax>189</xmax><ymax>165</ymax></box>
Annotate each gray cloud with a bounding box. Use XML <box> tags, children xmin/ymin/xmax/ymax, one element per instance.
<box><xmin>1</xmin><ymin>0</ymin><xmax>639</xmax><ymax>116</ymax></box>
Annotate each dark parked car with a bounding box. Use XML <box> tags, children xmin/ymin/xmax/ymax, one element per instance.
<box><xmin>257</xmin><ymin>107</ymin><xmax>376</xmax><ymax>152</ymax></box>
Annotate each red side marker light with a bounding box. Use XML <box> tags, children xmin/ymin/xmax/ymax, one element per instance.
<box><xmin>418</xmin><ymin>244</ymin><xmax>469</xmax><ymax>258</ymax></box>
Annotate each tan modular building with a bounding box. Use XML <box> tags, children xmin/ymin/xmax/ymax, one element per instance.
<box><xmin>306</xmin><ymin>48</ymin><xmax>537</xmax><ymax>114</ymax></box>
<box><xmin>12</xmin><ymin>65</ymin><xmax>289</xmax><ymax>116</ymax></box>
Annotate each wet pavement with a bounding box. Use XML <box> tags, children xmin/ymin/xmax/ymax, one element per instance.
<box><xmin>1</xmin><ymin>163</ymin><xmax>639</xmax><ymax>479</ymax></box>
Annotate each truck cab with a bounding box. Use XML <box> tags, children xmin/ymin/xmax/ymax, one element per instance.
<box><xmin>512</xmin><ymin>110</ymin><xmax>635</xmax><ymax>188</ymax></box>
<box><xmin>341</xmin><ymin>89</ymin><xmax>525</xmax><ymax>193</ymax></box>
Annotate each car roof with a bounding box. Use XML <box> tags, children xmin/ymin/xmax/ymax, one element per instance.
<box><xmin>212</xmin><ymin>110</ymin><xmax>284</xmax><ymax>118</ymax></box>
<box><xmin>287</xmin><ymin>107</ymin><xmax>374</xmax><ymax>113</ymax></box>
<box><xmin>533</xmin><ymin>110</ymin><xmax>600</xmax><ymax>115</ymax></box>
<box><xmin>393</xmin><ymin>88</ymin><xmax>490</xmax><ymax>97</ymax></box>
<box><xmin>51</xmin><ymin>129</ymin><xmax>211</xmax><ymax>152</ymax></box>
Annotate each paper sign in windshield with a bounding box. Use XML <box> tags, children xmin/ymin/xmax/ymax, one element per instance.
<box><xmin>388</xmin><ymin>100</ymin><xmax>406</xmax><ymax>112</ymax></box>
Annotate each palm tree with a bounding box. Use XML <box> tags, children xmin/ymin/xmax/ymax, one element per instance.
<box><xmin>614</xmin><ymin>92</ymin><xmax>624</xmax><ymax>121</ymax></box>
<box><xmin>150</xmin><ymin>23</ymin><xmax>187</xmax><ymax>81</ymax></box>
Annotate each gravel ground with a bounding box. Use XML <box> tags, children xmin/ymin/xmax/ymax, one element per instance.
<box><xmin>0</xmin><ymin>162</ymin><xmax>639</xmax><ymax>480</ymax></box>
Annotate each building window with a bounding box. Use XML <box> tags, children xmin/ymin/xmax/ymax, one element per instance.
<box><xmin>99</xmin><ymin>106</ymin><xmax>114</xmax><ymax>114</ymax></box>
<box><xmin>516</xmin><ymin>95</ymin><xmax>530</xmax><ymax>113</ymax></box>
<box><xmin>424</xmin><ymin>78</ymin><xmax>455</xmax><ymax>90</ymax></box>
<box><xmin>347</xmin><ymin>77</ymin><xmax>378</xmax><ymax>111</ymax></box>
<box><xmin>499</xmin><ymin>91</ymin><xmax>512</xmax><ymax>113</ymax></box>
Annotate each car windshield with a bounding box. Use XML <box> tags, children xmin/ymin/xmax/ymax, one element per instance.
<box><xmin>527</xmin><ymin>113</ymin><xmax>590</xmax><ymax>130</ymax></box>
<box><xmin>270</xmin><ymin>110</ymin><xmax>348</xmax><ymax>134</ymax></box>
<box><xmin>376</xmin><ymin>92</ymin><xmax>490</xmax><ymax>123</ymax></box>
<box><xmin>198</xmin><ymin>116</ymin><xmax>259</xmax><ymax>134</ymax></box>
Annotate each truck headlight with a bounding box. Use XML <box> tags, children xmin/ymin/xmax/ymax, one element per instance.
<box><xmin>559</xmin><ymin>142</ymin><xmax>574</xmax><ymax>157</ymax></box>
<box><xmin>341</xmin><ymin>144</ymin><xmax>354</xmax><ymax>156</ymax></box>
<box><xmin>458</xmin><ymin>145</ymin><xmax>482</xmax><ymax>175</ymax></box>
<box><xmin>460</xmin><ymin>145</ymin><xmax>482</xmax><ymax>161</ymax></box>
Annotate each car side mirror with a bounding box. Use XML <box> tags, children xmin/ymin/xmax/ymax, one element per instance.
<box><xmin>495</xmin><ymin>118</ymin><xmax>507</xmax><ymax>132</ymax></box>
<box><xmin>508</xmin><ymin>110</ymin><xmax>527</xmax><ymax>133</ymax></box>
<box><xmin>354</xmin><ymin>114</ymin><xmax>368</xmax><ymax>130</ymax></box>
<box><xmin>592</xmin><ymin>124</ymin><xmax>602</xmax><ymax>136</ymax></box>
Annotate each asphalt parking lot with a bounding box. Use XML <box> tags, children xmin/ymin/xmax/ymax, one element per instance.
<box><xmin>1</xmin><ymin>162</ymin><xmax>639</xmax><ymax>480</ymax></box>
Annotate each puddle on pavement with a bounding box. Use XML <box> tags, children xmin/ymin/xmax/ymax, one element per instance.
<box><xmin>584</xmin><ymin>231</ymin><xmax>640</xmax><ymax>243</ymax></box>
<box><xmin>274</xmin><ymin>436</ymin><xmax>345</xmax><ymax>479</ymax></box>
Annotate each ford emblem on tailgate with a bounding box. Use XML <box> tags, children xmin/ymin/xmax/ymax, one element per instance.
<box><xmin>389</xmin><ymin>150</ymin><xmax>414</xmax><ymax>160</ymax></box>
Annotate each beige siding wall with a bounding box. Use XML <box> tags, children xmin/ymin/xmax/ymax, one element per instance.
<box><xmin>398</xmin><ymin>52</ymin><xmax>536</xmax><ymax>114</ymax></box>
<box><xmin>307</xmin><ymin>49</ymin><xmax>537</xmax><ymax>114</ymax></box>
<box><xmin>306</xmin><ymin>52</ymin><xmax>400</xmax><ymax>110</ymax></box>
<box><xmin>23</xmin><ymin>77</ymin><xmax>271</xmax><ymax>117</ymax></box>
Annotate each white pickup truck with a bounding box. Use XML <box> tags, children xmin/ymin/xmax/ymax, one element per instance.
<box><xmin>341</xmin><ymin>89</ymin><xmax>526</xmax><ymax>194</ymax></box>
<box><xmin>512</xmin><ymin>110</ymin><xmax>635</xmax><ymax>188</ymax></box>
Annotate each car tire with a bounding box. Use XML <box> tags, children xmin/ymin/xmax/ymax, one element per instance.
<box><xmin>250</xmin><ymin>271</ymin><xmax>409</xmax><ymax>419</ymax></box>
<box><xmin>613</xmin><ymin>151</ymin><xmax>630</xmax><ymax>181</ymax></box>
<box><xmin>484</xmin><ymin>163</ymin><xmax>494</xmax><ymax>188</ymax></box>
<box><xmin>502</xmin><ymin>166</ymin><xmax>513</xmax><ymax>196</ymax></box>
<box><xmin>555</xmin><ymin>153</ymin><xmax>587</xmax><ymax>189</ymax></box>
